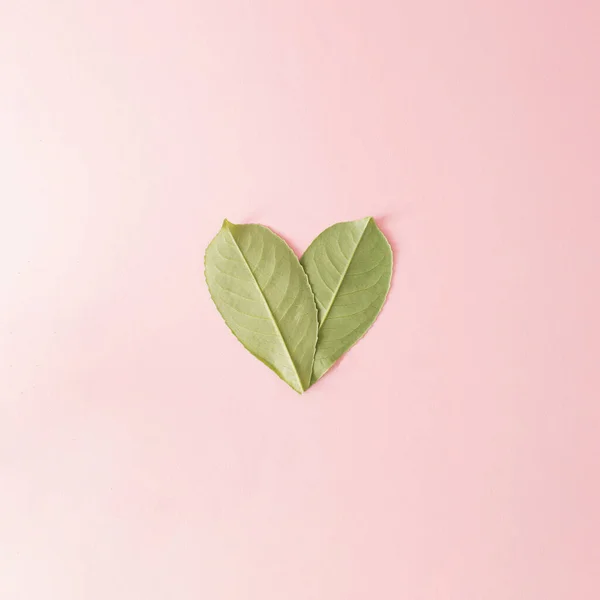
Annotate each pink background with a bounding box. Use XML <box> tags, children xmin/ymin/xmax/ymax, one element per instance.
<box><xmin>1</xmin><ymin>1</ymin><xmax>599</xmax><ymax>598</ymax></box>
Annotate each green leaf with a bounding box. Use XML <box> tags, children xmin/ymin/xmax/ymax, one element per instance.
<box><xmin>300</xmin><ymin>217</ymin><xmax>393</xmax><ymax>383</ymax></box>
<box><xmin>204</xmin><ymin>220</ymin><xmax>318</xmax><ymax>393</ymax></box>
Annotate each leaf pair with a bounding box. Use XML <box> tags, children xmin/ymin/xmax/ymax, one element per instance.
<box><xmin>204</xmin><ymin>217</ymin><xmax>392</xmax><ymax>393</ymax></box>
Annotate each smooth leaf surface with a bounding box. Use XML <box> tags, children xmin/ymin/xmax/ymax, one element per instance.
<box><xmin>205</xmin><ymin>220</ymin><xmax>318</xmax><ymax>393</ymax></box>
<box><xmin>300</xmin><ymin>217</ymin><xmax>393</xmax><ymax>383</ymax></box>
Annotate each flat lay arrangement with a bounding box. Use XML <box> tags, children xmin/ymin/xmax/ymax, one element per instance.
<box><xmin>204</xmin><ymin>217</ymin><xmax>393</xmax><ymax>392</ymax></box>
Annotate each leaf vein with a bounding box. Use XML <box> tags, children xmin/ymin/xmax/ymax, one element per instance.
<box><xmin>337</xmin><ymin>273</ymin><xmax>385</xmax><ymax>298</ymax></box>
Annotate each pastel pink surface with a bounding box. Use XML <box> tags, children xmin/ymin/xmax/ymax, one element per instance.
<box><xmin>1</xmin><ymin>1</ymin><xmax>599</xmax><ymax>598</ymax></box>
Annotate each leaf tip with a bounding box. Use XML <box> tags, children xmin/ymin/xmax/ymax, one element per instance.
<box><xmin>355</xmin><ymin>216</ymin><xmax>373</xmax><ymax>228</ymax></box>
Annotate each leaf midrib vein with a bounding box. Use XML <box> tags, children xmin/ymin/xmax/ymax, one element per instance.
<box><xmin>226</xmin><ymin>228</ymin><xmax>304</xmax><ymax>391</ymax></box>
<box><xmin>318</xmin><ymin>219</ymin><xmax>371</xmax><ymax>331</ymax></box>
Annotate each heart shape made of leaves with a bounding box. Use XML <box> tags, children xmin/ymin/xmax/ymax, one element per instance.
<box><xmin>204</xmin><ymin>217</ymin><xmax>392</xmax><ymax>392</ymax></box>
